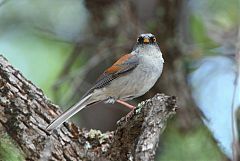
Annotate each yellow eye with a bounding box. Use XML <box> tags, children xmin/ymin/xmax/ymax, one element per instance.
<box><xmin>153</xmin><ymin>37</ymin><xmax>156</xmax><ymax>42</ymax></box>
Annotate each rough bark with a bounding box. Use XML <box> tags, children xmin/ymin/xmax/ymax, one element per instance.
<box><xmin>0</xmin><ymin>55</ymin><xmax>177</xmax><ymax>161</ymax></box>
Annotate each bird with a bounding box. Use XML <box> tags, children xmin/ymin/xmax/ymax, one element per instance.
<box><xmin>46</xmin><ymin>33</ymin><xmax>164</xmax><ymax>131</ymax></box>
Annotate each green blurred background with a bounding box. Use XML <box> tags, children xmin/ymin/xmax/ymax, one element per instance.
<box><xmin>1</xmin><ymin>0</ymin><xmax>240</xmax><ymax>160</ymax></box>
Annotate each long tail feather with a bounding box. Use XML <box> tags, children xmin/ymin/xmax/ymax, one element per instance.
<box><xmin>46</xmin><ymin>93</ymin><xmax>92</xmax><ymax>131</ymax></box>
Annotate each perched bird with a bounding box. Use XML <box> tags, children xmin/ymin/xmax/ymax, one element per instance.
<box><xmin>46</xmin><ymin>33</ymin><xmax>164</xmax><ymax>131</ymax></box>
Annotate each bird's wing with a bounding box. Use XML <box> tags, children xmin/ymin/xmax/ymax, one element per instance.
<box><xmin>46</xmin><ymin>54</ymin><xmax>139</xmax><ymax>131</ymax></box>
<box><xmin>89</xmin><ymin>54</ymin><xmax>139</xmax><ymax>92</ymax></box>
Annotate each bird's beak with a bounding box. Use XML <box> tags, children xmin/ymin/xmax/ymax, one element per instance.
<box><xmin>143</xmin><ymin>38</ymin><xmax>150</xmax><ymax>43</ymax></box>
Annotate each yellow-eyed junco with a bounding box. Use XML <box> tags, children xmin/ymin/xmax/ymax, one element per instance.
<box><xmin>46</xmin><ymin>33</ymin><xmax>164</xmax><ymax>131</ymax></box>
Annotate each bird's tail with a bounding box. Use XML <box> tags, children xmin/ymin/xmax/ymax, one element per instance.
<box><xmin>46</xmin><ymin>93</ymin><xmax>93</xmax><ymax>131</ymax></box>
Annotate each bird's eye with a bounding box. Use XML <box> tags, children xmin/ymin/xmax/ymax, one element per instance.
<box><xmin>152</xmin><ymin>37</ymin><xmax>156</xmax><ymax>42</ymax></box>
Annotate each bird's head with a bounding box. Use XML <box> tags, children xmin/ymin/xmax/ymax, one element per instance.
<box><xmin>136</xmin><ymin>33</ymin><xmax>157</xmax><ymax>45</ymax></box>
<box><xmin>133</xmin><ymin>33</ymin><xmax>160</xmax><ymax>55</ymax></box>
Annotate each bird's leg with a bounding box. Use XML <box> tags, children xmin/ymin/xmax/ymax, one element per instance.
<box><xmin>116</xmin><ymin>100</ymin><xmax>136</xmax><ymax>120</ymax></box>
<box><xmin>116</xmin><ymin>100</ymin><xmax>135</xmax><ymax>110</ymax></box>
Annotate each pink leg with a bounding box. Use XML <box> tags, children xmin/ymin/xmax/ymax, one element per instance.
<box><xmin>116</xmin><ymin>100</ymin><xmax>135</xmax><ymax>110</ymax></box>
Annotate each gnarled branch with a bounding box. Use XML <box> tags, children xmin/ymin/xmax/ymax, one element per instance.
<box><xmin>0</xmin><ymin>55</ymin><xmax>177</xmax><ymax>161</ymax></box>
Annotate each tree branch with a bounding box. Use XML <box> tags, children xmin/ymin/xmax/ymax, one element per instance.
<box><xmin>0</xmin><ymin>55</ymin><xmax>177</xmax><ymax>161</ymax></box>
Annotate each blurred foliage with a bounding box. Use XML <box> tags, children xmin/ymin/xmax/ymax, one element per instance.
<box><xmin>190</xmin><ymin>15</ymin><xmax>218</xmax><ymax>51</ymax></box>
<box><xmin>159</xmin><ymin>124</ymin><xmax>223</xmax><ymax>161</ymax></box>
<box><xmin>1</xmin><ymin>30</ymin><xmax>72</xmax><ymax>99</ymax></box>
<box><xmin>0</xmin><ymin>0</ymin><xmax>88</xmax><ymax>100</ymax></box>
<box><xmin>186</xmin><ymin>0</ymin><xmax>240</xmax><ymax>159</ymax></box>
<box><xmin>0</xmin><ymin>133</ymin><xmax>25</xmax><ymax>161</ymax></box>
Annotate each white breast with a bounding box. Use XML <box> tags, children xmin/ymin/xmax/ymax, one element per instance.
<box><xmin>133</xmin><ymin>52</ymin><xmax>164</xmax><ymax>97</ymax></box>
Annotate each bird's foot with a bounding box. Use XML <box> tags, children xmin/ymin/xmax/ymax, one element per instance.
<box><xmin>125</xmin><ymin>109</ymin><xmax>135</xmax><ymax>121</ymax></box>
<box><xmin>116</xmin><ymin>99</ymin><xmax>136</xmax><ymax>121</ymax></box>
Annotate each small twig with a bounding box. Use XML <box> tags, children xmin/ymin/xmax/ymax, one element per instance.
<box><xmin>231</xmin><ymin>7</ymin><xmax>240</xmax><ymax>160</ymax></box>
<box><xmin>231</xmin><ymin>62</ymin><xmax>239</xmax><ymax>161</ymax></box>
